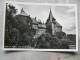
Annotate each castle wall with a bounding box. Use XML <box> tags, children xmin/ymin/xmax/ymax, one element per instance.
<box><xmin>55</xmin><ymin>26</ymin><xmax>62</xmax><ymax>32</ymax></box>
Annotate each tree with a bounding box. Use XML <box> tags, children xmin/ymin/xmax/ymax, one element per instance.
<box><xmin>55</xmin><ymin>31</ymin><xmax>66</xmax><ymax>39</ymax></box>
<box><xmin>4</xmin><ymin>3</ymin><xmax>18</xmax><ymax>47</ymax></box>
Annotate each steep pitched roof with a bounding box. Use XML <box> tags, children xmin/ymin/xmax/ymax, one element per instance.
<box><xmin>19</xmin><ymin>8</ymin><xmax>29</xmax><ymax>16</ymax></box>
<box><xmin>46</xmin><ymin>9</ymin><xmax>55</xmax><ymax>24</ymax></box>
<box><xmin>55</xmin><ymin>21</ymin><xmax>62</xmax><ymax>27</ymax></box>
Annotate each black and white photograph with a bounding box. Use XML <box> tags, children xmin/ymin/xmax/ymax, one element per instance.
<box><xmin>3</xmin><ymin>1</ymin><xmax>78</xmax><ymax>51</ymax></box>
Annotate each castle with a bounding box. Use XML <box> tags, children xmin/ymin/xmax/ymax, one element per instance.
<box><xmin>18</xmin><ymin>8</ymin><xmax>63</xmax><ymax>36</ymax></box>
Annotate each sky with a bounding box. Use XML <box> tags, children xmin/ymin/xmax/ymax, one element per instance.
<box><xmin>7</xmin><ymin>2</ymin><xmax>77</xmax><ymax>34</ymax></box>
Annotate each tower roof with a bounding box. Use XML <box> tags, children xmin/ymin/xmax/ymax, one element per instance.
<box><xmin>55</xmin><ymin>21</ymin><xmax>62</xmax><ymax>27</ymax></box>
<box><xmin>48</xmin><ymin>9</ymin><xmax>53</xmax><ymax>20</ymax></box>
<box><xmin>19</xmin><ymin>8</ymin><xmax>29</xmax><ymax>16</ymax></box>
<box><xmin>46</xmin><ymin>9</ymin><xmax>55</xmax><ymax>24</ymax></box>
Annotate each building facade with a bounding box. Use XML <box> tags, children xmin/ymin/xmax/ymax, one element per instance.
<box><xmin>17</xmin><ymin>8</ymin><xmax>63</xmax><ymax>37</ymax></box>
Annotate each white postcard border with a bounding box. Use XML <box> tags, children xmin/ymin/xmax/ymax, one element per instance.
<box><xmin>3</xmin><ymin>1</ymin><xmax>78</xmax><ymax>52</ymax></box>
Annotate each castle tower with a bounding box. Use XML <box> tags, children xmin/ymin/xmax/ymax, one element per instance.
<box><xmin>46</xmin><ymin>9</ymin><xmax>62</xmax><ymax>35</ymax></box>
<box><xmin>46</xmin><ymin>9</ymin><xmax>56</xmax><ymax>35</ymax></box>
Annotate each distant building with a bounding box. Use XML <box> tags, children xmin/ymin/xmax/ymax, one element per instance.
<box><xmin>46</xmin><ymin>9</ymin><xmax>62</xmax><ymax>35</ymax></box>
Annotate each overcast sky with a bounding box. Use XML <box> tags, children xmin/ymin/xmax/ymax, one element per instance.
<box><xmin>8</xmin><ymin>2</ymin><xmax>77</xmax><ymax>34</ymax></box>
